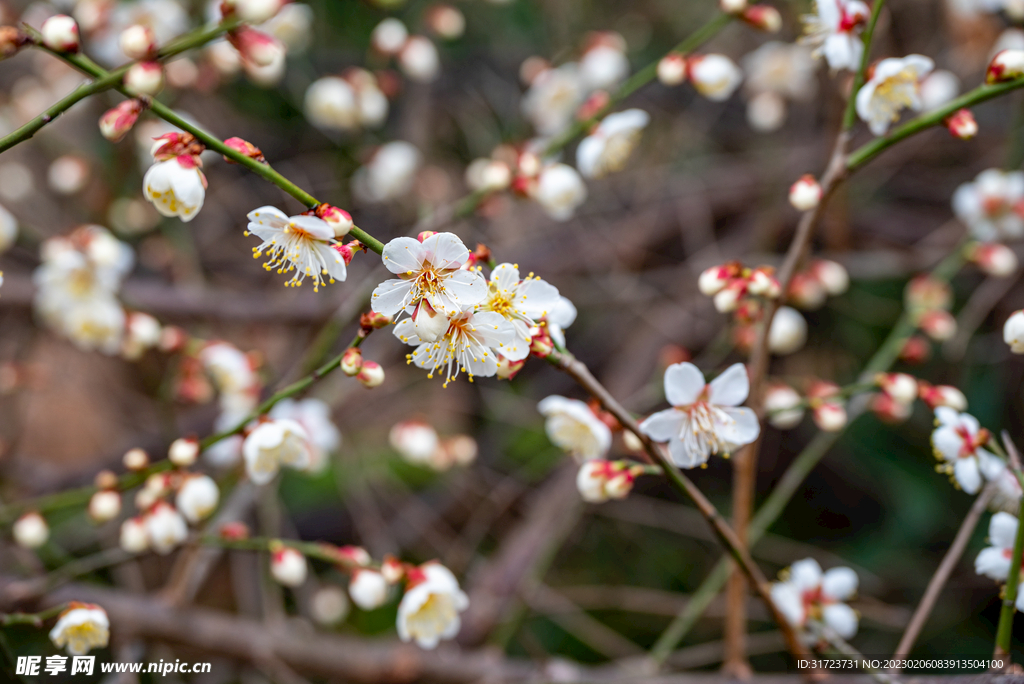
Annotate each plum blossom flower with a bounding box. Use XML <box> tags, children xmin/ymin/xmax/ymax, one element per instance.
<box><xmin>855</xmin><ymin>55</ymin><xmax>934</xmax><ymax>136</ymax></box>
<box><xmin>143</xmin><ymin>154</ymin><xmax>206</xmax><ymax>222</ymax></box>
<box><xmin>397</xmin><ymin>563</ymin><xmax>469</xmax><ymax>649</ymax></box>
<box><xmin>687</xmin><ymin>54</ymin><xmax>742</xmax><ymax>101</ymax></box>
<box><xmin>953</xmin><ymin>169</ymin><xmax>1024</xmax><ymax>242</ymax></box>
<box><xmin>639</xmin><ymin>362</ymin><xmax>760</xmax><ymax>468</ymax></box>
<box><xmin>145</xmin><ymin>502</ymin><xmax>188</xmax><ymax>555</ymax></box>
<box><xmin>352</xmin><ymin>141</ymin><xmax>421</xmax><ymax>204</ymax></box>
<box><xmin>395</xmin><ymin>310</ymin><xmax>517</xmax><ymax>386</ymax></box>
<box><xmin>49</xmin><ymin>603</ymin><xmax>109</xmax><ymax>656</ymax></box>
<box><xmin>991</xmin><ymin>469</ymin><xmax>1023</xmax><ymax>515</ymax></box>
<box><xmin>742</xmin><ymin>42</ymin><xmax>817</xmax><ymax>131</ymax></box>
<box><xmin>537</xmin><ymin>395</ymin><xmax>613</xmax><ymax>461</ymax></box>
<box><xmin>545</xmin><ymin>295</ymin><xmax>577</xmax><ymax>349</ymax></box>
<box><xmin>521</xmin><ymin>63</ymin><xmax>585</xmax><ymax>136</ymax></box>
<box><xmin>350</xmin><ymin>569</ymin><xmax>389</xmax><ymax>609</ymax></box>
<box><xmin>481</xmin><ymin>263</ymin><xmax>562</xmax><ymax>360</ymax></box>
<box><xmin>390</xmin><ymin>419</ymin><xmax>440</xmax><ymax>465</ymax></box>
<box><xmin>242</xmin><ymin>418</ymin><xmax>313</xmax><ymax>484</ymax></box>
<box><xmin>246</xmin><ymin>206</ymin><xmax>348</xmax><ymax>291</ymax></box>
<box><xmin>269</xmin><ymin>398</ymin><xmax>341</xmax><ymax>473</ymax></box>
<box><xmin>975</xmin><ymin>512</ymin><xmax>1024</xmax><ymax>611</ymax></box>
<box><xmin>175</xmin><ymin>474</ymin><xmax>220</xmax><ymax>523</ymax></box>
<box><xmin>532</xmin><ymin>163</ymin><xmax>588</xmax><ymax>221</ymax></box>
<box><xmin>372</xmin><ymin>233</ymin><xmax>487</xmax><ymax>318</ymax></box>
<box><xmin>579</xmin><ymin>33</ymin><xmax>629</xmax><ymax>90</ymax></box>
<box><xmin>931</xmin><ymin>407</ymin><xmax>1005</xmax><ymax>494</ymax></box>
<box><xmin>576</xmin><ymin>109</ymin><xmax>650</xmax><ymax>178</ymax></box>
<box><xmin>771</xmin><ymin>558</ymin><xmax>859</xmax><ymax>638</ymax></box>
<box><xmin>800</xmin><ymin>0</ymin><xmax>870</xmax><ymax>72</ymax></box>
<box><xmin>270</xmin><ymin>546</ymin><xmax>308</xmax><ymax>587</ymax></box>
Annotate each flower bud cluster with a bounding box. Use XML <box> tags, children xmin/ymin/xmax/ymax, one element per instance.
<box><xmin>576</xmin><ymin>460</ymin><xmax>643</xmax><ymax>503</ymax></box>
<box><xmin>905</xmin><ymin>275</ymin><xmax>956</xmax><ymax>343</ymax></box>
<box><xmin>389</xmin><ymin>419</ymin><xmax>478</xmax><ymax>471</ymax></box>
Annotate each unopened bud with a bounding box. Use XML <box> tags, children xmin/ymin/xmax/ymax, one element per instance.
<box><xmin>789</xmin><ymin>174</ymin><xmax>822</xmax><ymax>211</ymax></box>
<box><xmin>417</xmin><ymin>231</ymin><xmax>437</xmax><ymax>242</ymax></box>
<box><xmin>945</xmin><ymin>109</ymin><xmax>977</xmax><ymax>139</ymax></box>
<box><xmin>719</xmin><ymin>0</ymin><xmax>747</xmax><ymax>12</ymax></box>
<box><xmin>0</xmin><ymin>27</ymin><xmax>30</xmax><ymax>59</ymax></box>
<box><xmin>919</xmin><ymin>309</ymin><xmax>956</xmax><ymax>341</ymax></box>
<box><xmin>371</xmin><ymin>18</ymin><xmax>408</xmax><ymax>55</ymax></box>
<box><xmin>741</xmin><ymin>5</ymin><xmax>782</xmax><ymax>32</ymax></box>
<box><xmin>270</xmin><ymin>546</ymin><xmax>308</xmax><ymax>587</ymax></box>
<box><xmin>315</xmin><ymin>203</ymin><xmax>353</xmax><ymax>238</ymax></box>
<box><xmin>360</xmin><ymin>311</ymin><xmax>391</xmax><ymax>329</ymax></box>
<box><xmin>787</xmin><ymin>272</ymin><xmax>827</xmax><ymax>310</ymax></box>
<box><xmin>229</xmin><ymin>27</ymin><xmax>284</xmax><ymax>67</ymax></box>
<box><xmin>425</xmin><ymin>4</ymin><xmax>465</xmax><ymax>40</ymax></box>
<box><xmin>875</xmin><ymin>372</ymin><xmax>918</xmax><ymax>405</ymax></box>
<box><xmin>398</xmin><ymin>36</ymin><xmax>441</xmax><ymax>83</ymax></box>
<box><xmin>765</xmin><ymin>384</ymin><xmax>804</xmax><ymax>429</ymax></box>
<box><xmin>899</xmin><ymin>335</ymin><xmax>932</xmax><ymax>364</ymax></box>
<box><xmin>120</xmin><ymin>517</ymin><xmax>149</xmax><ymax>553</ymax></box>
<box><xmin>918</xmin><ymin>381</ymin><xmax>968</xmax><ymax>410</ymax></box>
<box><xmin>987</xmin><ymin>49</ymin><xmax>1024</xmax><ymax>84</ymax></box>
<box><xmin>813</xmin><ymin>401</ymin><xmax>847</xmax><ymax>432</ymax></box>
<box><xmin>748</xmin><ymin>266</ymin><xmax>780</xmax><ymax>298</ymax></box>
<box><xmin>809</xmin><ymin>259</ymin><xmax>849</xmax><ymax>295</ymax></box>
<box><xmin>1005</xmin><ymin>309</ymin><xmax>1024</xmax><ymax>353</ymax></box>
<box><xmin>119</xmin><ymin>24</ymin><xmax>156</xmax><ymax>60</ymax></box>
<box><xmin>905</xmin><ymin>275</ymin><xmax>952</xmax><ymax>312</ymax></box>
<box><xmin>219</xmin><ymin>521</ymin><xmax>250</xmax><ymax>540</ymax></box>
<box><xmin>168</xmin><ymin>436</ymin><xmax>200</xmax><ymax>467</ymax></box>
<box><xmin>686</xmin><ymin>54</ymin><xmax>742</xmax><ymax>101</ymax></box>
<box><xmin>340</xmin><ymin>347</ymin><xmax>363</xmax><ymax>376</ymax></box>
<box><xmin>356</xmin><ymin>360</ymin><xmax>384</xmax><ymax>387</ymax></box>
<box><xmin>713</xmin><ymin>279</ymin><xmax>746</xmax><ymax>313</ymax></box>
<box><xmin>40</xmin><ymin>15</ymin><xmax>80</xmax><ymax>52</ymax></box>
<box><xmin>124</xmin><ymin>61</ymin><xmax>164</xmax><ymax>96</ymax></box>
<box><xmin>871</xmin><ymin>392</ymin><xmax>912</xmax><ymax>424</ymax></box>
<box><xmin>496</xmin><ymin>354</ymin><xmax>526</xmax><ymax>380</ymax></box>
<box><xmin>13</xmin><ymin>512</ymin><xmax>49</xmax><ymax>548</ymax></box>
<box><xmin>657</xmin><ymin>53</ymin><xmax>687</xmax><ymax>86</ymax></box>
<box><xmin>349</xmin><ymin>569</ymin><xmax>388</xmax><ymax>609</ymax></box>
<box><xmin>339</xmin><ymin>544</ymin><xmax>372</xmax><ymax>567</ymax></box>
<box><xmin>530</xmin><ymin>329</ymin><xmax>554</xmax><ymax>357</ymax></box>
<box><xmin>223</xmin><ymin>136</ymin><xmax>265</xmax><ymax>163</ymax></box>
<box><xmin>88</xmin><ymin>490</ymin><xmax>122</xmax><ymax>523</ymax></box>
<box><xmin>381</xmin><ymin>555</ymin><xmax>405</xmax><ymax>583</ymax></box>
<box><xmin>123</xmin><ymin>447</ymin><xmax>149</xmax><ymax>470</ymax></box>
<box><xmin>969</xmin><ymin>242</ymin><xmax>1018</xmax><ymax>277</ymax></box>
<box><xmin>94</xmin><ymin>469</ymin><xmax>119</xmax><ymax>490</ymax></box>
<box><xmin>698</xmin><ymin>262</ymin><xmax>739</xmax><ymax>296</ymax></box>
<box><xmin>768</xmin><ymin>306</ymin><xmax>807</xmax><ymax>355</ymax></box>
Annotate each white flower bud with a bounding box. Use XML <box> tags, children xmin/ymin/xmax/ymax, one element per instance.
<box><xmin>119</xmin><ymin>24</ymin><xmax>156</xmax><ymax>60</ymax></box>
<box><xmin>720</xmin><ymin>0</ymin><xmax>747</xmax><ymax>12</ymax></box>
<box><xmin>13</xmin><ymin>512</ymin><xmax>48</xmax><ymax>548</ymax></box>
<box><xmin>349</xmin><ymin>569</ymin><xmax>389</xmax><ymax>610</ymax></box>
<box><xmin>810</xmin><ymin>259</ymin><xmax>849</xmax><ymax>295</ymax></box>
<box><xmin>789</xmin><ymin>175</ymin><xmax>822</xmax><ymax>211</ymax></box>
<box><xmin>768</xmin><ymin>306</ymin><xmax>807</xmax><ymax>356</ymax></box>
<box><xmin>168</xmin><ymin>437</ymin><xmax>200</xmax><ymax>467</ymax></box>
<box><xmin>233</xmin><ymin>0</ymin><xmax>286</xmax><ymax>23</ymax></box>
<box><xmin>657</xmin><ymin>53</ymin><xmax>687</xmax><ymax>86</ymax></box>
<box><xmin>813</xmin><ymin>402</ymin><xmax>847</xmax><ymax>432</ymax></box>
<box><xmin>145</xmin><ymin>503</ymin><xmax>188</xmax><ymax>555</ymax></box>
<box><xmin>311</xmin><ymin>585</ymin><xmax>350</xmax><ymax>625</ymax></box>
<box><xmin>576</xmin><ymin>461</ymin><xmax>609</xmax><ymax>503</ymax></box>
<box><xmin>687</xmin><ymin>54</ymin><xmax>742</xmax><ymax>101</ymax></box>
<box><xmin>119</xmin><ymin>516</ymin><xmax>149</xmax><ymax>553</ymax></box>
<box><xmin>175</xmin><ymin>474</ymin><xmax>220</xmax><ymax>523</ymax></box>
<box><xmin>371</xmin><ymin>18</ymin><xmax>408</xmax><ymax>55</ymax></box>
<box><xmin>972</xmin><ymin>243</ymin><xmax>1018</xmax><ymax>277</ymax></box>
<box><xmin>356</xmin><ymin>360</ymin><xmax>385</xmax><ymax>388</ymax></box>
<box><xmin>88</xmin><ymin>490</ymin><xmax>121</xmax><ymax>523</ymax></box>
<box><xmin>765</xmin><ymin>384</ymin><xmax>804</xmax><ymax>430</ymax></box>
<box><xmin>988</xmin><ymin>49</ymin><xmax>1024</xmax><ymax>84</ymax></box>
<box><xmin>41</xmin><ymin>15</ymin><xmax>79</xmax><ymax>52</ymax></box>
<box><xmin>398</xmin><ymin>36</ymin><xmax>440</xmax><ymax>83</ymax></box>
<box><xmin>270</xmin><ymin>547</ymin><xmax>308</xmax><ymax>587</ymax></box>
<box><xmin>876</xmin><ymin>373</ymin><xmax>918</xmax><ymax>405</ymax></box>
<box><xmin>1005</xmin><ymin>310</ymin><xmax>1024</xmax><ymax>353</ymax></box>
<box><xmin>124</xmin><ymin>62</ymin><xmax>164</xmax><ymax>96</ymax></box>
<box><xmin>713</xmin><ymin>281</ymin><xmax>745</xmax><ymax>313</ymax></box>
<box><xmin>698</xmin><ymin>264</ymin><xmax>732</xmax><ymax>295</ymax></box>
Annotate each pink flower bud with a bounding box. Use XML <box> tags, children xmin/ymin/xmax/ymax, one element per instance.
<box><xmin>333</xmin><ymin>242</ymin><xmax>355</xmax><ymax>265</ymax></box>
<box><xmin>871</xmin><ymin>392</ymin><xmax>912</xmax><ymax>424</ymax></box>
<box><xmin>530</xmin><ymin>329</ymin><xmax>555</xmax><ymax>357</ymax></box>
<box><xmin>919</xmin><ymin>309</ymin><xmax>956</xmax><ymax>342</ymax></box>
<box><xmin>809</xmin><ymin>259</ymin><xmax>849</xmax><ymax>295</ymax></box>
<box><xmin>229</xmin><ymin>27</ymin><xmax>284</xmax><ymax>67</ymax></box>
<box><xmin>987</xmin><ymin>49</ymin><xmax>1024</xmax><ymax>84</ymax></box>
<box><xmin>381</xmin><ymin>555</ymin><xmax>405</xmax><ymax>583</ymax></box>
<box><xmin>40</xmin><ymin>15</ymin><xmax>80</xmax><ymax>52</ymax></box>
<box><xmin>918</xmin><ymin>381</ymin><xmax>967</xmax><ymax>411</ymax></box>
<box><xmin>356</xmin><ymin>360</ymin><xmax>384</xmax><ymax>388</ymax></box>
<box><xmin>340</xmin><ymin>347</ymin><xmax>363</xmax><ymax>376</ymax></box>
<box><xmin>119</xmin><ymin>24</ymin><xmax>156</xmax><ymax>59</ymax></box>
<box><xmin>496</xmin><ymin>353</ymin><xmax>526</xmax><ymax>380</ymax></box>
<box><xmin>0</xmin><ymin>26</ymin><xmax>30</xmax><ymax>59</ymax></box>
<box><xmin>270</xmin><ymin>547</ymin><xmax>307</xmax><ymax>587</ymax></box>
<box><xmin>905</xmin><ymin>275</ymin><xmax>952</xmax><ymax>312</ymax></box>
<box><xmin>315</xmin><ymin>203</ymin><xmax>354</xmax><ymax>237</ymax></box>
<box><xmin>945</xmin><ymin>109</ymin><xmax>977</xmax><ymax>140</ymax></box>
<box><xmin>789</xmin><ymin>174</ymin><xmax>822</xmax><ymax>211</ymax></box>
<box><xmin>88</xmin><ymin>490</ymin><xmax>122</xmax><ymax>523</ymax></box>
<box><xmin>875</xmin><ymin>372</ymin><xmax>918</xmax><ymax>405</ymax></box>
<box><xmin>787</xmin><ymin>272</ymin><xmax>827</xmax><ymax>310</ymax></box>
<box><xmin>417</xmin><ymin>230</ymin><xmax>437</xmax><ymax>242</ymax></box>
<box><xmin>576</xmin><ymin>90</ymin><xmax>610</xmax><ymax>122</ymax></box>
<box><xmin>657</xmin><ymin>53</ymin><xmax>687</xmax><ymax>86</ymax></box>
<box><xmin>168</xmin><ymin>436</ymin><xmax>200</xmax><ymax>467</ymax></box>
<box><xmin>220</xmin><ymin>521</ymin><xmax>250</xmax><ymax>540</ymax></box>
<box><xmin>698</xmin><ymin>262</ymin><xmax>740</xmax><ymax>295</ymax></box>
<box><xmin>150</xmin><ymin>132</ymin><xmax>194</xmax><ymax>160</ymax></box>
<box><xmin>223</xmin><ymin>136</ymin><xmax>265</xmax><ymax>163</ymax></box>
<box><xmin>360</xmin><ymin>311</ymin><xmax>391</xmax><ymax>329</ymax></box>
<box><xmin>813</xmin><ymin>401</ymin><xmax>847</xmax><ymax>432</ymax></box>
<box><xmin>99</xmin><ymin>99</ymin><xmax>143</xmax><ymax>142</ymax></box>
<box><xmin>741</xmin><ymin>5</ymin><xmax>782</xmax><ymax>32</ymax></box>
<box><xmin>747</xmin><ymin>266</ymin><xmax>780</xmax><ymax>298</ymax></box>
<box><xmin>765</xmin><ymin>383</ymin><xmax>804</xmax><ymax>430</ymax></box>
<box><xmin>969</xmin><ymin>242</ymin><xmax>1018</xmax><ymax>277</ymax></box>
<box><xmin>426</xmin><ymin>4</ymin><xmax>465</xmax><ymax>40</ymax></box>
<box><xmin>899</xmin><ymin>335</ymin><xmax>931</xmax><ymax>364</ymax></box>
<box><xmin>124</xmin><ymin>61</ymin><xmax>164</xmax><ymax>96</ymax></box>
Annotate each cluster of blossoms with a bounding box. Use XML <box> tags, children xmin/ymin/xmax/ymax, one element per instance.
<box><xmin>304</xmin><ymin>68</ymin><xmax>390</xmax><ymax>133</ymax></box>
<box><xmin>902</xmin><ymin>275</ymin><xmax>958</xmax><ymax>361</ymax></box>
<box><xmin>33</xmin><ymin>225</ymin><xmax>141</xmax><ymax>356</ymax></box>
<box><xmin>369</xmin><ymin>17</ymin><xmax>444</xmax><ymax>83</ymax></box>
<box><xmin>370</xmin><ymin>231</ymin><xmax>573</xmax><ymax>386</ymax></box>
<box><xmin>142</xmin><ymin>133</ymin><xmax>208</xmax><ymax>222</ymax></box>
<box><xmin>240</xmin><ymin>414</ymin><xmax>333</xmax><ymax>484</ymax></box>
<box><xmin>389</xmin><ymin>419</ymin><xmax>478</xmax><ymax>471</ymax></box>
<box><xmin>771</xmin><ymin>558</ymin><xmax>860</xmax><ymax>641</ymax></box>
<box><xmin>976</xmin><ymin>511</ymin><xmax>1024</xmax><ymax>613</ymax></box>
<box><xmin>930</xmin><ymin>407</ymin><xmax>1005</xmax><ymax>494</ymax></box>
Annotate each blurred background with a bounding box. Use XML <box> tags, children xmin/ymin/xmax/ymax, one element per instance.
<box><xmin>2</xmin><ymin>0</ymin><xmax>1024</xmax><ymax>679</ymax></box>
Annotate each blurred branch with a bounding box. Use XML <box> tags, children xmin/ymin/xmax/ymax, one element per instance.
<box><xmin>993</xmin><ymin>433</ymin><xmax>1024</xmax><ymax>661</ymax></box>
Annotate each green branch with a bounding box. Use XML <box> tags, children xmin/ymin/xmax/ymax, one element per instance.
<box><xmin>841</xmin><ymin>0</ymin><xmax>886</xmax><ymax>132</ymax></box>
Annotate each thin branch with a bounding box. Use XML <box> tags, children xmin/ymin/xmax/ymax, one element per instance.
<box><xmin>994</xmin><ymin>434</ymin><xmax>1024</xmax><ymax>659</ymax></box>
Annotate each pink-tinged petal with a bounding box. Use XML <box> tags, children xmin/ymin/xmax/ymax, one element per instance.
<box><xmin>959</xmin><ymin>412</ymin><xmax>981</xmax><ymax>434</ymax></box>
<box><xmin>789</xmin><ymin>558</ymin><xmax>823</xmax><ymax>591</ymax></box>
<box><xmin>771</xmin><ymin>583</ymin><xmax>805</xmax><ymax>627</ymax></box>
<box><xmin>422</xmin><ymin>232</ymin><xmax>469</xmax><ymax>270</ymax></box>
<box><xmin>821</xmin><ymin>567</ymin><xmax>858</xmax><ymax>601</ymax></box>
<box><xmin>717</xmin><ymin>407</ymin><xmax>760</xmax><ymax>450</ymax></box>
<box><xmin>314</xmin><ymin>243</ymin><xmax>348</xmax><ymax>282</ymax></box>
<box><xmin>668</xmin><ymin>432</ymin><xmax>709</xmax><ymax>469</ymax></box>
<box><xmin>975</xmin><ymin>546</ymin><xmax>1012</xmax><ymax>581</ymax></box>
<box><xmin>442</xmin><ymin>270</ymin><xmax>488</xmax><ymax>310</ymax></box>
<box><xmin>382</xmin><ymin>237</ymin><xmax>426</xmax><ymax>275</ymax></box>
<box><xmin>490</xmin><ymin>263</ymin><xmax>520</xmax><ymax>292</ymax></box>
<box><xmin>708</xmin><ymin>363</ymin><xmax>750</xmax><ymax>407</ymax></box>
<box><xmin>639</xmin><ymin>409</ymin><xmax>684</xmax><ymax>442</ymax></box>
<box><xmin>822</xmin><ymin>603</ymin><xmax>858</xmax><ymax>639</ymax></box>
<box><xmin>990</xmin><ymin>512</ymin><xmax>1020</xmax><ymax>550</ymax></box>
<box><xmin>371</xmin><ymin>278</ymin><xmax>414</xmax><ymax>316</ymax></box>
<box><xmin>664</xmin><ymin>362</ymin><xmax>706</xmax><ymax>407</ymax></box>
<box><xmin>247</xmin><ymin>205</ymin><xmax>288</xmax><ymax>225</ymax></box>
<box><xmin>954</xmin><ymin>457</ymin><xmax>982</xmax><ymax>494</ymax></box>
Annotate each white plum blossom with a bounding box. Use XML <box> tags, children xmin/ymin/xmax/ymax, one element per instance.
<box><xmin>13</xmin><ymin>512</ymin><xmax>48</xmax><ymax>548</ymax></box>
<box><xmin>269</xmin><ymin>398</ymin><xmax>341</xmax><ymax>473</ymax></box>
<box><xmin>920</xmin><ymin>70</ymin><xmax>961</xmax><ymax>111</ymax></box>
<box><xmin>352</xmin><ymin>141</ymin><xmax>421</xmax><ymax>204</ymax></box>
<box><xmin>372</xmin><ymin>233</ymin><xmax>487</xmax><ymax>318</ymax></box>
<box><xmin>390</xmin><ymin>419</ymin><xmax>441</xmax><ymax>465</ymax></box>
<box><xmin>537</xmin><ymin>395</ymin><xmax>612</xmax><ymax>461</ymax></box>
<box><xmin>975</xmin><ymin>512</ymin><xmax>1024</xmax><ymax>611</ymax></box>
<box><xmin>742</xmin><ymin>42</ymin><xmax>817</xmax><ymax>132</ymax></box>
<box><xmin>350</xmin><ymin>569</ymin><xmax>389</xmax><ymax>610</ymax></box>
<box><xmin>398</xmin><ymin>36</ymin><xmax>441</xmax><ymax>82</ymax></box>
<box><xmin>855</xmin><ymin>55</ymin><xmax>934</xmax><ymax>136</ymax></box>
<box><xmin>639</xmin><ymin>362</ymin><xmax>760</xmax><ymax>469</ymax></box>
<box><xmin>143</xmin><ymin>155</ymin><xmax>207</xmax><ymax>222</ymax></box>
<box><xmin>246</xmin><ymin>206</ymin><xmax>348</xmax><ymax>291</ymax></box>
<box><xmin>800</xmin><ymin>0</ymin><xmax>870</xmax><ymax>72</ymax></box>
<box><xmin>771</xmin><ymin>558</ymin><xmax>859</xmax><ymax>638</ymax></box>
<box><xmin>768</xmin><ymin>306</ymin><xmax>808</xmax><ymax>355</ymax></box>
<box><xmin>953</xmin><ymin>169</ymin><xmax>1024</xmax><ymax>242</ymax></box>
<box><xmin>688</xmin><ymin>54</ymin><xmax>743</xmax><ymax>101</ymax></box>
<box><xmin>482</xmin><ymin>263</ymin><xmax>562</xmax><ymax>360</ymax></box>
<box><xmin>270</xmin><ymin>547</ymin><xmax>308</xmax><ymax>587</ymax></box>
<box><xmin>395</xmin><ymin>310</ymin><xmax>517</xmax><ymax>386</ymax></box>
<box><xmin>991</xmin><ymin>469</ymin><xmax>1023</xmax><ymax>515</ymax></box>
<box><xmin>532</xmin><ymin>163</ymin><xmax>588</xmax><ymax>221</ymax></box>
<box><xmin>242</xmin><ymin>418</ymin><xmax>313</xmax><ymax>484</ymax></box>
<box><xmin>49</xmin><ymin>603</ymin><xmax>109</xmax><ymax>656</ymax></box>
<box><xmin>931</xmin><ymin>407</ymin><xmax>1005</xmax><ymax>494</ymax></box>
<box><xmin>119</xmin><ymin>517</ymin><xmax>149</xmax><ymax>553</ymax></box>
<box><xmin>304</xmin><ymin>76</ymin><xmax>359</xmax><ymax>130</ymax></box>
<box><xmin>521</xmin><ymin>63</ymin><xmax>585</xmax><ymax>136</ymax></box>
<box><xmin>545</xmin><ymin>295</ymin><xmax>578</xmax><ymax>349</ymax></box>
<box><xmin>397</xmin><ymin>563</ymin><xmax>469</xmax><ymax>649</ymax></box>
<box><xmin>145</xmin><ymin>502</ymin><xmax>188</xmax><ymax>555</ymax></box>
<box><xmin>579</xmin><ymin>43</ymin><xmax>629</xmax><ymax>91</ymax></box>
<box><xmin>576</xmin><ymin>109</ymin><xmax>650</xmax><ymax>179</ymax></box>
<box><xmin>175</xmin><ymin>474</ymin><xmax>220</xmax><ymax>523</ymax></box>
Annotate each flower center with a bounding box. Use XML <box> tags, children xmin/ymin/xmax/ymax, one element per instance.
<box><xmin>487</xmin><ymin>291</ymin><xmax>515</xmax><ymax>317</ymax></box>
<box><xmin>874</xmin><ymin>70</ymin><xmax>918</xmax><ymax>109</ymax></box>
